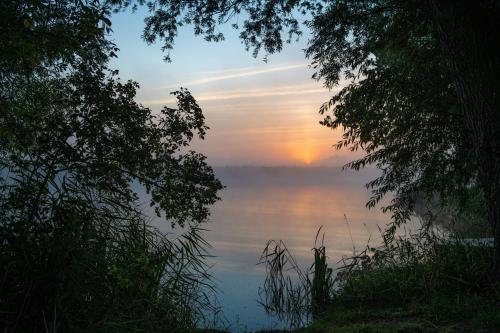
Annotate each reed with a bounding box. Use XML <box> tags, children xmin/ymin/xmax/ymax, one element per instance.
<box><xmin>309</xmin><ymin>228</ymin><xmax>333</xmax><ymax>314</ymax></box>
<box><xmin>258</xmin><ymin>227</ymin><xmax>334</xmax><ymax>327</ymax></box>
<box><xmin>0</xmin><ymin>201</ymin><xmax>220</xmax><ymax>332</ymax></box>
<box><xmin>258</xmin><ymin>224</ymin><xmax>499</xmax><ymax>331</ymax></box>
<box><xmin>258</xmin><ymin>239</ymin><xmax>310</xmax><ymax>328</ymax></box>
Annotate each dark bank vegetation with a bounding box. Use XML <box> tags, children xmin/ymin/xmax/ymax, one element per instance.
<box><xmin>1</xmin><ymin>0</ymin><xmax>223</xmax><ymax>331</ymax></box>
<box><xmin>259</xmin><ymin>221</ymin><xmax>499</xmax><ymax>333</ymax></box>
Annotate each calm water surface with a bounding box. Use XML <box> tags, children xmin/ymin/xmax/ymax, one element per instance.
<box><xmin>203</xmin><ymin>167</ymin><xmax>392</xmax><ymax>332</ymax></box>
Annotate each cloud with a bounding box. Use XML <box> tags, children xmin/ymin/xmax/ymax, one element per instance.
<box><xmin>199</xmin><ymin>64</ymin><xmax>283</xmax><ymax>75</ymax></box>
<box><xmin>141</xmin><ymin>83</ymin><xmax>335</xmax><ymax>105</ymax></box>
<box><xmin>162</xmin><ymin>63</ymin><xmax>307</xmax><ymax>89</ymax></box>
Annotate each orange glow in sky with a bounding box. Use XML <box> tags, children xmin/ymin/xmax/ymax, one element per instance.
<box><xmin>111</xmin><ymin>13</ymin><xmax>362</xmax><ymax>166</ymax></box>
<box><xmin>288</xmin><ymin>142</ymin><xmax>317</xmax><ymax>165</ymax></box>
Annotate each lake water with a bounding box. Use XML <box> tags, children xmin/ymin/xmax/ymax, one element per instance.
<box><xmin>202</xmin><ymin>167</ymin><xmax>393</xmax><ymax>332</ymax></box>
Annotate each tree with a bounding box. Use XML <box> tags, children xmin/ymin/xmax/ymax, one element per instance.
<box><xmin>1</xmin><ymin>0</ymin><xmax>222</xmax><ymax>331</ymax></box>
<box><xmin>120</xmin><ymin>0</ymin><xmax>500</xmax><ymax>276</ymax></box>
<box><xmin>426</xmin><ymin>0</ymin><xmax>500</xmax><ymax>276</ymax></box>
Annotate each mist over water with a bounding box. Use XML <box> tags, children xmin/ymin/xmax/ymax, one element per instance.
<box><xmin>199</xmin><ymin>166</ymin><xmax>392</xmax><ymax>332</ymax></box>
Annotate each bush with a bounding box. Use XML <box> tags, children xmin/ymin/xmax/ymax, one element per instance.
<box><xmin>334</xmin><ymin>230</ymin><xmax>497</xmax><ymax>308</ymax></box>
<box><xmin>0</xmin><ymin>196</ymin><xmax>217</xmax><ymax>332</ymax></box>
<box><xmin>258</xmin><ymin>226</ymin><xmax>499</xmax><ymax>331</ymax></box>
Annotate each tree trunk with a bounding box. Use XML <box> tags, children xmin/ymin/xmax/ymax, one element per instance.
<box><xmin>428</xmin><ymin>0</ymin><xmax>500</xmax><ymax>278</ymax></box>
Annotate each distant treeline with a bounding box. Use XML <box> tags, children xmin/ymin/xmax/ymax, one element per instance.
<box><xmin>214</xmin><ymin>166</ymin><xmax>380</xmax><ymax>188</ymax></box>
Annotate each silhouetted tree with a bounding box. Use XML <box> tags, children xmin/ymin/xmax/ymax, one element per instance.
<box><xmin>1</xmin><ymin>1</ymin><xmax>222</xmax><ymax>331</ymax></box>
<box><xmin>426</xmin><ymin>0</ymin><xmax>500</xmax><ymax>277</ymax></box>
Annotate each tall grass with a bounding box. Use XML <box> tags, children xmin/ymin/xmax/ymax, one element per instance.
<box><xmin>258</xmin><ymin>224</ymin><xmax>499</xmax><ymax>330</ymax></box>
<box><xmin>309</xmin><ymin>227</ymin><xmax>334</xmax><ymax>314</ymax></box>
<box><xmin>333</xmin><ymin>227</ymin><xmax>497</xmax><ymax>307</ymax></box>
<box><xmin>0</xmin><ymin>195</ymin><xmax>220</xmax><ymax>332</ymax></box>
<box><xmin>258</xmin><ymin>239</ymin><xmax>310</xmax><ymax>328</ymax></box>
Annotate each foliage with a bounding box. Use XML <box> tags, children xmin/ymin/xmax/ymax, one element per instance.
<box><xmin>334</xmin><ymin>228</ymin><xmax>497</xmax><ymax>307</ymax></box>
<box><xmin>259</xmin><ymin>227</ymin><xmax>499</xmax><ymax>332</ymax></box>
<box><xmin>109</xmin><ymin>0</ymin><xmax>325</xmax><ymax>61</ymax></box>
<box><xmin>1</xmin><ymin>205</ymin><xmax>218</xmax><ymax>332</ymax></box>
<box><xmin>309</xmin><ymin>229</ymin><xmax>333</xmax><ymax>312</ymax></box>
<box><xmin>307</xmin><ymin>1</ymin><xmax>477</xmax><ymax>238</ymax></box>
<box><xmin>301</xmin><ymin>229</ymin><xmax>500</xmax><ymax>333</ymax></box>
<box><xmin>1</xmin><ymin>0</ymin><xmax>221</xmax><ymax>228</ymax></box>
<box><xmin>1</xmin><ymin>0</ymin><xmax>223</xmax><ymax>331</ymax></box>
<box><xmin>298</xmin><ymin>297</ymin><xmax>500</xmax><ymax>333</ymax></box>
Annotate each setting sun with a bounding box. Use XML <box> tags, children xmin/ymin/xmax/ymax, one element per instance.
<box><xmin>289</xmin><ymin>145</ymin><xmax>316</xmax><ymax>165</ymax></box>
<box><xmin>300</xmin><ymin>151</ymin><xmax>313</xmax><ymax>165</ymax></box>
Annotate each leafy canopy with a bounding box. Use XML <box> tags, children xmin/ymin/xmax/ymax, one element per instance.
<box><xmin>1</xmin><ymin>0</ymin><xmax>223</xmax><ymax>228</ymax></box>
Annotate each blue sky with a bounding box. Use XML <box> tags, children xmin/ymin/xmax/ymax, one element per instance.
<box><xmin>109</xmin><ymin>9</ymin><xmax>358</xmax><ymax>166</ymax></box>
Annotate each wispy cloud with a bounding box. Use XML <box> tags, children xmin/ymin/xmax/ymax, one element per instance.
<box><xmin>162</xmin><ymin>63</ymin><xmax>307</xmax><ymax>89</ymax></box>
<box><xmin>141</xmin><ymin>83</ymin><xmax>334</xmax><ymax>105</ymax></box>
<box><xmin>199</xmin><ymin>64</ymin><xmax>277</xmax><ymax>75</ymax></box>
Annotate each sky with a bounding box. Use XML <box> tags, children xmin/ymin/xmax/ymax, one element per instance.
<box><xmin>109</xmin><ymin>9</ymin><xmax>360</xmax><ymax>167</ymax></box>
